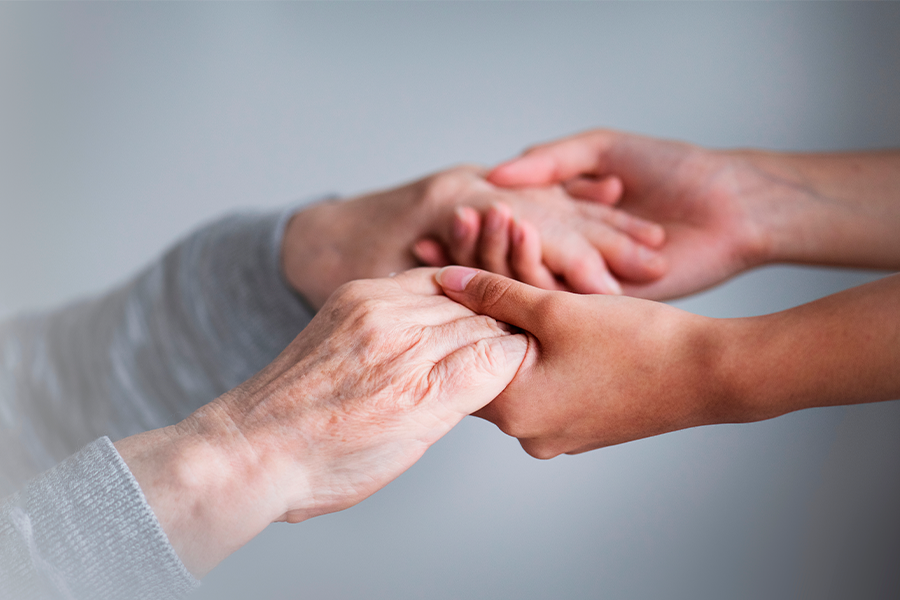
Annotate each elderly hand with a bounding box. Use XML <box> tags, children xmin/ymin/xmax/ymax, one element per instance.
<box><xmin>115</xmin><ymin>268</ymin><xmax>528</xmax><ymax>577</ymax></box>
<box><xmin>283</xmin><ymin>165</ymin><xmax>666</xmax><ymax>308</ymax></box>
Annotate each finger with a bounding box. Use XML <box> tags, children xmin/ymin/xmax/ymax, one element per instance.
<box><xmin>562</xmin><ymin>254</ymin><xmax>622</xmax><ymax>296</ymax></box>
<box><xmin>435</xmin><ymin>266</ymin><xmax>550</xmax><ymax>332</ymax></box>
<box><xmin>412</xmin><ymin>238</ymin><xmax>451</xmax><ymax>267</ymax></box>
<box><xmin>428</xmin><ymin>332</ymin><xmax>530</xmax><ymax>418</ymax></box>
<box><xmin>387</xmin><ymin>267</ymin><xmax>446</xmax><ymax>296</ymax></box>
<box><xmin>446</xmin><ymin>206</ymin><xmax>481</xmax><ymax>266</ymax></box>
<box><xmin>336</xmin><ymin>270</ymin><xmax>477</xmax><ymax>326</ymax></box>
<box><xmin>487</xmin><ymin>131</ymin><xmax>615</xmax><ymax>187</ymax></box>
<box><xmin>590</xmin><ymin>232</ymin><xmax>668</xmax><ymax>284</ymax></box>
<box><xmin>576</xmin><ymin>202</ymin><xmax>666</xmax><ymax>248</ymax></box>
<box><xmin>421</xmin><ymin>313</ymin><xmax>517</xmax><ymax>364</ymax></box>
<box><xmin>509</xmin><ymin>219</ymin><xmax>563</xmax><ymax>291</ymax></box>
<box><xmin>542</xmin><ymin>238</ymin><xmax>623</xmax><ymax>295</ymax></box>
<box><xmin>564</xmin><ymin>175</ymin><xmax>624</xmax><ymax>206</ymax></box>
<box><xmin>477</xmin><ymin>203</ymin><xmax>514</xmax><ymax>277</ymax></box>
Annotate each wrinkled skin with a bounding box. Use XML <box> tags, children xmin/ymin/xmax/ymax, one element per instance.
<box><xmin>118</xmin><ymin>268</ymin><xmax>528</xmax><ymax>575</ymax></box>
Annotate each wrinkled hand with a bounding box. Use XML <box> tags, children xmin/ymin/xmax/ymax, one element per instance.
<box><xmin>221</xmin><ymin>268</ymin><xmax>528</xmax><ymax>521</ymax></box>
<box><xmin>117</xmin><ymin>268</ymin><xmax>528</xmax><ymax>576</ymax></box>
<box><xmin>435</xmin><ymin>266</ymin><xmax>720</xmax><ymax>459</ymax></box>
<box><xmin>284</xmin><ymin>165</ymin><xmax>666</xmax><ymax>308</ymax></box>
<box><xmin>487</xmin><ymin>129</ymin><xmax>773</xmax><ymax>300</ymax></box>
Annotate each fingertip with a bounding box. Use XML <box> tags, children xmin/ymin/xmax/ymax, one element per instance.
<box><xmin>487</xmin><ymin>154</ymin><xmax>554</xmax><ymax>187</ymax></box>
<box><xmin>603</xmin><ymin>240</ymin><xmax>668</xmax><ymax>284</ymax></box>
<box><xmin>436</xmin><ymin>265</ymin><xmax>480</xmax><ymax>293</ymax></box>
<box><xmin>565</xmin><ymin>175</ymin><xmax>623</xmax><ymax>206</ymax></box>
<box><xmin>601</xmin><ymin>272</ymin><xmax>623</xmax><ymax>295</ymax></box>
<box><xmin>604</xmin><ymin>175</ymin><xmax>624</xmax><ymax>205</ymax></box>
<box><xmin>570</xmin><ymin>258</ymin><xmax>622</xmax><ymax>296</ymax></box>
<box><xmin>485</xmin><ymin>161</ymin><xmax>519</xmax><ymax>186</ymax></box>
<box><xmin>452</xmin><ymin>206</ymin><xmax>479</xmax><ymax>241</ymax></box>
<box><xmin>638</xmin><ymin>246</ymin><xmax>668</xmax><ymax>276</ymax></box>
<box><xmin>412</xmin><ymin>238</ymin><xmax>450</xmax><ymax>267</ymax></box>
<box><xmin>647</xmin><ymin>223</ymin><xmax>666</xmax><ymax>248</ymax></box>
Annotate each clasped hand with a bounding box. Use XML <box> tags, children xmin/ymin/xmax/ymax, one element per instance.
<box><xmin>118</xmin><ymin>268</ymin><xmax>528</xmax><ymax>576</ymax></box>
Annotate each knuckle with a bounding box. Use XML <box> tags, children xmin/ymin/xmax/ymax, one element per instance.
<box><xmin>332</xmin><ymin>279</ymin><xmax>370</xmax><ymax>303</ymax></box>
<box><xmin>423</xmin><ymin>168</ymin><xmax>474</xmax><ymax>205</ymax></box>
<box><xmin>331</xmin><ymin>284</ymin><xmax>388</xmax><ymax>332</ymax></box>
<box><xmin>478</xmin><ymin>276</ymin><xmax>516</xmax><ymax>313</ymax></box>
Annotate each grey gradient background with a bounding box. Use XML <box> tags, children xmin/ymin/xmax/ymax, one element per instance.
<box><xmin>1</xmin><ymin>2</ymin><xmax>899</xmax><ymax>599</ymax></box>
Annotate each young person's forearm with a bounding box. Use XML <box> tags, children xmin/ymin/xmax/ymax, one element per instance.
<box><xmin>735</xmin><ymin>150</ymin><xmax>900</xmax><ymax>269</ymax></box>
<box><xmin>718</xmin><ymin>274</ymin><xmax>900</xmax><ymax>423</ymax></box>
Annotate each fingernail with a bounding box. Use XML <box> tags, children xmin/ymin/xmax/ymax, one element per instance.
<box><xmin>437</xmin><ymin>266</ymin><xmax>478</xmax><ymax>292</ymax></box>
<box><xmin>602</xmin><ymin>272</ymin><xmax>623</xmax><ymax>295</ymax></box>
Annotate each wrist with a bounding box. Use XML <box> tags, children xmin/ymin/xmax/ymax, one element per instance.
<box><xmin>668</xmin><ymin>314</ymin><xmax>746</xmax><ymax>430</ymax></box>
<box><xmin>725</xmin><ymin>149</ymin><xmax>898</xmax><ymax>268</ymax></box>
<box><xmin>281</xmin><ymin>198</ymin><xmax>347</xmax><ymax>310</ymax></box>
<box><xmin>706</xmin><ymin>313</ymin><xmax>803</xmax><ymax>426</ymax></box>
<box><xmin>715</xmin><ymin>149</ymin><xmax>802</xmax><ymax>268</ymax></box>
<box><xmin>115</xmin><ymin>409</ymin><xmax>281</xmax><ymax>577</ymax></box>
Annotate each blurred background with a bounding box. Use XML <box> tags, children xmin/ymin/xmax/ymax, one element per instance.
<box><xmin>1</xmin><ymin>3</ymin><xmax>898</xmax><ymax>599</ymax></box>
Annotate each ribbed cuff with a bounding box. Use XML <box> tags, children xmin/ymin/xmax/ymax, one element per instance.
<box><xmin>1</xmin><ymin>437</ymin><xmax>198</xmax><ymax>600</ymax></box>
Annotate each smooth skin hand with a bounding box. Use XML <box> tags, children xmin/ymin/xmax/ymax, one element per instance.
<box><xmin>284</xmin><ymin>165</ymin><xmax>666</xmax><ymax>305</ymax></box>
<box><xmin>436</xmin><ymin>266</ymin><xmax>900</xmax><ymax>460</ymax></box>
<box><xmin>115</xmin><ymin>269</ymin><xmax>528</xmax><ymax>578</ymax></box>
<box><xmin>485</xmin><ymin>129</ymin><xmax>900</xmax><ymax>299</ymax></box>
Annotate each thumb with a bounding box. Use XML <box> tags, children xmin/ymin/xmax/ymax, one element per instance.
<box><xmin>487</xmin><ymin>130</ymin><xmax>614</xmax><ymax>187</ymax></box>
<box><xmin>435</xmin><ymin>266</ymin><xmax>547</xmax><ymax>332</ymax></box>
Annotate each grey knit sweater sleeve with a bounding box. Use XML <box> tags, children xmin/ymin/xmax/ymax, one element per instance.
<box><xmin>0</xmin><ymin>209</ymin><xmax>316</xmax><ymax>599</ymax></box>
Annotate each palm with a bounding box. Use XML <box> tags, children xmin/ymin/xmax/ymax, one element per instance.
<box><xmin>591</xmin><ymin>138</ymin><xmax>760</xmax><ymax>300</ymax></box>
